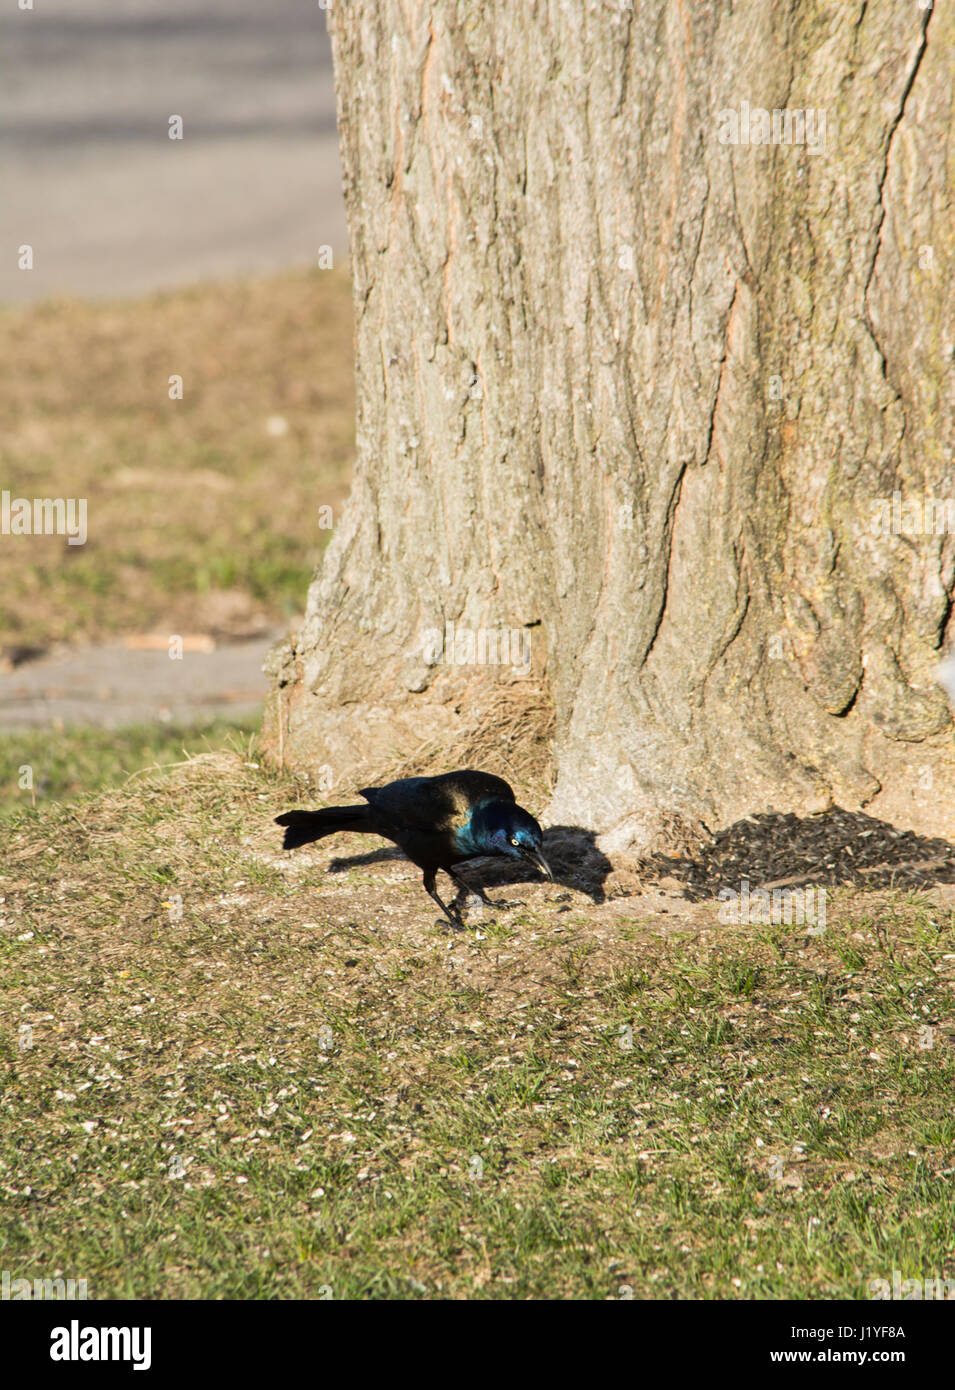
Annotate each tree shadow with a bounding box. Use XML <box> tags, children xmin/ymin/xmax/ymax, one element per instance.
<box><xmin>327</xmin><ymin>825</ymin><xmax>612</xmax><ymax>904</ymax></box>
<box><xmin>644</xmin><ymin>807</ymin><xmax>955</xmax><ymax>901</ymax></box>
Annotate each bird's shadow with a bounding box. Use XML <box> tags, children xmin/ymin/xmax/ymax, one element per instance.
<box><xmin>317</xmin><ymin>808</ymin><xmax>955</xmax><ymax>913</ymax></box>
<box><xmin>328</xmin><ymin>846</ymin><xmax>405</xmax><ymax>872</ymax></box>
<box><xmin>328</xmin><ymin>825</ymin><xmax>612</xmax><ymax>905</ymax></box>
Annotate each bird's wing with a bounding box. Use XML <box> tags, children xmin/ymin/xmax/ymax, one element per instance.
<box><xmin>360</xmin><ymin>770</ymin><xmax>514</xmax><ymax>833</ymax></box>
<box><xmin>438</xmin><ymin>770</ymin><xmax>516</xmax><ymax>805</ymax></box>
<box><xmin>359</xmin><ymin>777</ymin><xmax>443</xmax><ymax>830</ymax></box>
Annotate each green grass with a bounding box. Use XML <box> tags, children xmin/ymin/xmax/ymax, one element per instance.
<box><xmin>1</xmin><ymin>754</ymin><xmax>953</xmax><ymax>1298</ymax></box>
<box><xmin>0</xmin><ymin>718</ymin><xmax>259</xmax><ymax>817</ymax></box>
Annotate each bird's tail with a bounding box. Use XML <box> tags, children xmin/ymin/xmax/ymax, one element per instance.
<box><xmin>275</xmin><ymin>804</ymin><xmax>371</xmax><ymax>850</ymax></box>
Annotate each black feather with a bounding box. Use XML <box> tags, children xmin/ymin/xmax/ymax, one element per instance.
<box><xmin>275</xmin><ymin>769</ymin><xmax>549</xmax><ymax>927</ymax></box>
<box><xmin>274</xmin><ymin>804</ymin><xmax>370</xmax><ymax>851</ymax></box>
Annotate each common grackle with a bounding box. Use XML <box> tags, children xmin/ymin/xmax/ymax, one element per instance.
<box><xmin>275</xmin><ymin>769</ymin><xmax>551</xmax><ymax>927</ymax></box>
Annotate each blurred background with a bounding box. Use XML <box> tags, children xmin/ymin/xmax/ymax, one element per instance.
<box><xmin>0</xmin><ymin>0</ymin><xmax>347</xmax><ymax>302</ymax></box>
<box><xmin>0</xmin><ymin>0</ymin><xmax>354</xmax><ymax>808</ymax></box>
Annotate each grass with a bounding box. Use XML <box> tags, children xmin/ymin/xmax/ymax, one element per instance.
<box><xmin>2</xmin><ymin>752</ymin><xmax>953</xmax><ymax>1299</ymax></box>
<box><xmin>0</xmin><ymin>266</ymin><xmax>355</xmax><ymax>650</ymax></box>
<box><xmin>0</xmin><ymin>718</ymin><xmax>259</xmax><ymax>818</ymax></box>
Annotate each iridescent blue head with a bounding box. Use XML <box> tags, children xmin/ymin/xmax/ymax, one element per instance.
<box><xmin>462</xmin><ymin>799</ymin><xmax>552</xmax><ymax>879</ymax></box>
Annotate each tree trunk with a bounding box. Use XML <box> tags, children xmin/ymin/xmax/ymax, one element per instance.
<box><xmin>265</xmin><ymin>0</ymin><xmax>955</xmax><ymax>855</ymax></box>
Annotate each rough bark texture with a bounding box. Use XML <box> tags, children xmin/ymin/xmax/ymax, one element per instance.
<box><xmin>265</xmin><ymin>0</ymin><xmax>955</xmax><ymax>854</ymax></box>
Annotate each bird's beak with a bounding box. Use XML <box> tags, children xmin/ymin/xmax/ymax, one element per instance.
<box><xmin>521</xmin><ymin>846</ymin><xmax>553</xmax><ymax>880</ymax></box>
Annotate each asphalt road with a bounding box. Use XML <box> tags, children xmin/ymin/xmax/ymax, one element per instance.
<box><xmin>0</xmin><ymin>0</ymin><xmax>348</xmax><ymax>303</ymax></box>
<box><xmin>0</xmin><ymin>633</ymin><xmax>281</xmax><ymax>730</ymax></box>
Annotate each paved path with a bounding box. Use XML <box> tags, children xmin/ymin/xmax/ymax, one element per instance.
<box><xmin>0</xmin><ymin>633</ymin><xmax>283</xmax><ymax>731</ymax></box>
<box><xmin>0</xmin><ymin>0</ymin><xmax>347</xmax><ymax>303</ymax></box>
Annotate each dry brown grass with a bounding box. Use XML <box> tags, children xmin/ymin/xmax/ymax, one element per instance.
<box><xmin>0</xmin><ymin>267</ymin><xmax>355</xmax><ymax>651</ymax></box>
<box><xmin>377</xmin><ymin>675</ymin><xmax>557</xmax><ymax>807</ymax></box>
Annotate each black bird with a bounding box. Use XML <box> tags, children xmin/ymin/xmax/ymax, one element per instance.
<box><xmin>275</xmin><ymin>769</ymin><xmax>552</xmax><ymax>927</ymax></box>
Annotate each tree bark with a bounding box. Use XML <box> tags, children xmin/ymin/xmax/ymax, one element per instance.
<box><xmin>265</xmin><ymin>0</ymin><xmax>955</xmax><ymax>854</ymax></box>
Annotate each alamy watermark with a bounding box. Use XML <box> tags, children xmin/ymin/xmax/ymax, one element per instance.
<box><xmin>50</xmin><ymin>1321</ymin><xmax>151</xmax><ymax>1371</ymax></box>
<box><xmin>869</xmin><ymin>1270</ymin><xmax>955</xmax><ymax>1300</ymax></box>
<box><xmin>1</xmin><ymin>491</ymin><xmax>87</xmax><ymax>546</ymax></box>
<box><xmin>421</xmin><ymin>621</ymin><xmax>531</xmax><ymax>675</ymax></box>
<box><xmin>2</xmin><ymin>1268</ymin><xmax>88</xmax><ymax>1300</ymax></box>
<box><xmin>870</xmin><ymin>491</ymin><xmax>955</xmax><ymax>536</ymax></box>
<box><xmin>716</xmin><ymin>101</ymin><xmax>827</xmax><ymax>154</ymax></box>
<box><xmin>718</xmin><ymin>878</ymin><xmax>826</xmax><ymax>932</ymax></box>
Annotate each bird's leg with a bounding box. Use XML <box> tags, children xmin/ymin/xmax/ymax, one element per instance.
<box><xmin>449</xmin><ymin>868</ymin><xmax>524</xmax><ymax>912</ymax></box>
<box><xmin>447</xmin><ymin>869</ymin><xmax>482</xmax><ymax>909</ymax></box>
<box><xmin>423</xmin><ymin>869</ymin><xmax>465</xmax><ymax>930</ymax></box>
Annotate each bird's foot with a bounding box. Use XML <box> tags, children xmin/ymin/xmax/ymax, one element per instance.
<box><xmin>479</xmin><ymin>895</ymin><xmax>525</xmax><ymax>911</ymax></box>
<box><xmin>433</xmin><ymin>903</ymin><xmax>467</xmax><ymax>931</ymax></box>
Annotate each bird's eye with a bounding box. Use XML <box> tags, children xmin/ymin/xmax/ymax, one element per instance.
<box><xmin>510</xmin><ymin>836</ymin><xmax>519</xmax><ymax>846</ymax></box>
